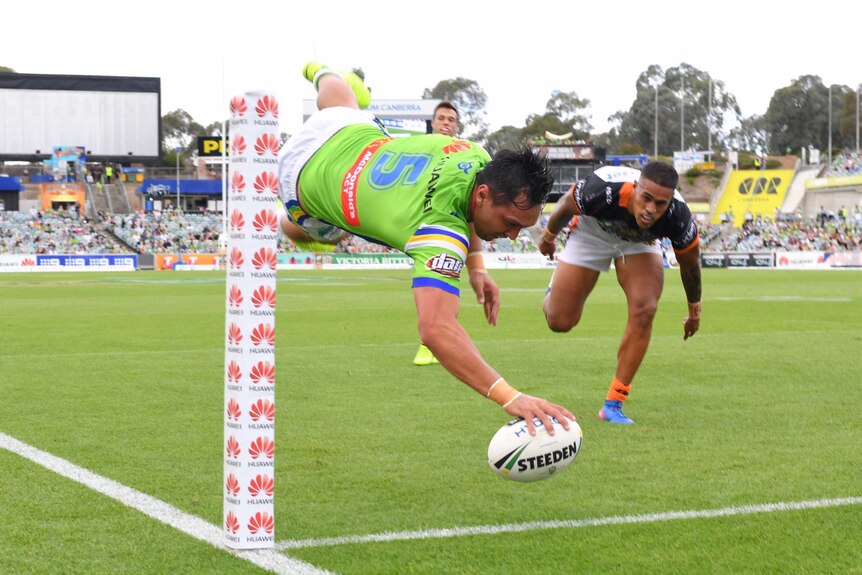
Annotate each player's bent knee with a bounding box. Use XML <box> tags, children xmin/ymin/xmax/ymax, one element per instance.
<box><xmin>545</xmin><ymin>312</ymin><xmax>579</xmax><ymax>333</ymax></box>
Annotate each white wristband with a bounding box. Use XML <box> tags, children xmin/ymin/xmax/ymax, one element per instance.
<box><xmin>502</xmin><ymin>392</ymin><xmax>522</xmax><ymax>408</ymax></box>
<box><xmin>541</xmin><ymin>228</ymin><xmax>557</xmax><ymax>243</ymax></box>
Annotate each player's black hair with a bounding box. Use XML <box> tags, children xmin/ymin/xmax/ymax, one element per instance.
<box><xmin>641</xmin><ymin>161</ymin><xmax>679</xmax><ymax>190</ymax></box>
<box><xmin>477</xmin><ymin>146</ymin><xmax>553</xmax><ymax>210</ymax></box>
<box><xmin>434</xmin><ymin>100</ymin><xmax>459</xmax><ymax>118</ymax></box>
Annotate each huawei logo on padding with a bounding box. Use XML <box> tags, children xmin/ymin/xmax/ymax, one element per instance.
<box><xmin>248</xmin><ymin>474</ymin><xmax>274</xmax><ymax>497</ymax></box>
<box><xmin>249</xmin><ymin>437</ymin><xmax>275</xmax><ymax>460</ymax></box>
<box><xmin>254</xmin><ymin>133</ymin><xmax>279</xmax><ymax>156</ymax></box>
<box><xmin>250</xmin><ymin>323</ymin><xmax>275</xmax><ymax>346</ymax></box>
<box><xmin>251</xmin><ymin>286</ymin><xmax>275</xmax><ymax>309</ymax></box>
<box><xmin>230</xmin><ymin>172</ymin><xmax>246</xmax><ymax>193</ymax></box>
<box><xmin>253</xmin><ymin>209</ymin><xmax>278</xmax><ymax>232</ymax></box>
<box><xmin>255</xmin><ymin>95</ymin><xmax>279</xmax><ymax>119</ymax></box>
<box><xmin>226</xmin><ymin>436</ymin><xmax>241</xmax><ymax>459</ymax></box>
<box><xmin>227</xmin><ymin>360</ymin><xmax>242</xmax><ymax>383</ymax></box>
<box><xmin>228</xmin><ymin>285</ymin><xmax>243</xmax><ymax>307</ymax></box>
<box><xmin>226</xmin><ymin>474</ymin><xmax>241</xmax><ymax>497</ymax></box>
<box><xmin>225</xmin><ymin>511</ymin><xmax>240</xmax><ymax>534</ymax></box>
<box><xmin>252</xmin><ymin>248</ymin><xmax>277</xmax><ymax>271</ymax></box>
<box><xmin>248</xmin><ymin>512</ymin><xmax>274</xmax><ymax>535</ymax></box>
<box><xmin>230</xmin><ymin>97</ymin><xmax>247</xmax><ymax>117</ymax></box>
<box><xmin>230</xmin><ymin>209</ymin><xmax>245</xmax><ymax>230</ymax></box>
<box><xmin>232</xmin><ymin>135</ymin><xmax>247</xmax><ymax>155</ymax></box>
<box><xmin>228</xmin><ymin>323</ymin><xmax>243</xmax><ymax>344</ymax></box>
<box><xmin>254</xmin><ymin>171</ymin><xmax>278</xmax><ymax>195</ymax></box>
<box><xmin>249</xmin><ymin>399</ymin><xmax>274</xmax><ymax>422</ymax></box>
<box><xmin>229</xmin><ymin>248</ymin><xmax>244</xmax><ymax>269</ymax></box>
<box><xmin>249</xmin><ymin>361</ymin><xmax>275</xmax><ymax>385</ymax></box>
<box><xmin>226</xmin><ymin>398</ymin><xmax>242</xmax><ymax>420</ymax></box>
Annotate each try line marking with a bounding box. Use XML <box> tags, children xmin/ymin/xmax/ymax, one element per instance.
<box><xmin>276</xmin><ymin>496</ymin><xmax>862</xmax><ymax>551</ymax></box>
<box><xmin>0</xmin><ymin>432</ymin><xmax>332</xmax><ymax>575</ymax></box>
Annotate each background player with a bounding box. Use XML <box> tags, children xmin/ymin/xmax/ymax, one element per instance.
<box><xmin>539</xmin><ymin>162</ymin><xmax>702</xmax><ymax>424</ymax></box>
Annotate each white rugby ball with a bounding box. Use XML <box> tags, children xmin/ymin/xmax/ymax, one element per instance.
<box><xmin>488</xmin><ymin>416</ymin><xmax>582</xmax><ymax>482</ymax></box>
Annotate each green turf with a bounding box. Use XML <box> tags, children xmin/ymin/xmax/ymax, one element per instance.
<box><xmin>0</xmin><ymin>269</ymin><xmax>860</xmax><ymax>574</ymax></box>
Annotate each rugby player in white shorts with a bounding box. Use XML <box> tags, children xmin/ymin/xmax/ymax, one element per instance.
<box><xmin>538</xmin><ymin>162</ymin><xmax>702</xmax><ymax>424</ymax></box>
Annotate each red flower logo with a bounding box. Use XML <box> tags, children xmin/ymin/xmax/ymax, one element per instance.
<box><xmin>249</xmin><ymin>399</ymin><xmax>275</xmax><ymax>422</ymax></box>
<box><xmin>226</xmin><ymin>474</ymin><xmax>241</xmax><ymax>496</ymax></box>
<box><xmin>228</xmin><ymin>285</ymin><xmax>243</xmax><ymax>307</ymax></box>
<box><xmin>250</xmin><ymin>323</ymin><xmax>275</xmax><ymax>347</ymax></box>
<box><xmin>249</xmin><ymin>436</ymin><xmax>274</xmax><ymax>460</ymax></box>
<box><xmin>229</xmin><ymin>248</ymin><xmax>244</xmax><ymax>269</ymax></box>
<box><xmin>230</xmin><ymin>209</ymin><xmax>245</xmax><ymax>230</ymax></box>
<box><xmin>227</xmin><ymin>360</ymin><xmax>242</xmax><ymax>383</ymax></box>
<box><xmin>225</xmin><ymin>511</ymin><xmax>240</xmax><ymax>533</ymax></box>
<box><xmin>248</xmin><ymin>474</ymin><xmax>274</xmax><ymax>497</ymax></box>
<box><xmin>251</xmin><ymin>285</ymin><xmax>275</xmax><ymax>309</ymax></box>
<box><xmin>226</xmin><ymin>436</ymin><xmax>241</xmax><ymax>459</ymax></box>
<box><xmin>254</xmin><ymin>133</ymin><xmax>279</xmax><ymax>156</ymax></box>
<box><xmin>252</xmin><ymin>247</ymin><xmax>277</xmax><ymax>271</ymax></box>
<box><xmin>249</xmin><ymin>361</ymin><xmax>275</xmax><ymax>385</ymax></box>
<box><xmin>443</xmin><ymin>139</ymin><xmax>472</xmax><ymax>154</ymax></box>
<box><xmin>227</xmin><ymin>323</ymin><xmax>243</xmax><ymax>345</ymax></box>
<box><xmin>226</xmin><ymin>397</ymin><xmax>242</xmax><ymax>420</ymax></box>
<box><xmin>255</xmin><ymin>95</ymin><xmax>279</xmax><ymax>119</ymax></box>
<box><xmin>230</xmin><ymin>97</ymin><xmax>247</xmax><ymax>117</ymax></box>
<box><xmin>253</xmin><ymin>209</ymin><xmax>278</xmax><ymax>233</ymax></box>
<box><xmin>254</xmin><ymin>171</ymin><xmax>279</xmax><ymax>195</ymax></box>
<box><xmin>231</xmin><ymin>135</ymin><xmax>246</xmax><ymax>156</ymax></box>
<box><xmin>230</xmin><ymin>171</ymin><xmax>246</xmax><ymax>193</ymax></box>
<box><xmin>247</xmin><ymin>511</ymin><xmax>274</xmax><ymax>535</ymax></box>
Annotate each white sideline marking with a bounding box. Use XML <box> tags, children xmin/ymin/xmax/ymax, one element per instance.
<box><xmin>276</xmin><ymin>496</ymin><xmax>862</xmax><ymax>550</ymax></box>
<box><xmin>713</xmin><ymin>296</ymin><xmax>852</xmax><ymax>302</ymax></box>
<box><xmin>0</xmin><ymin>432</ymin><xmax>332</xmax><ymax>575</ymax></box>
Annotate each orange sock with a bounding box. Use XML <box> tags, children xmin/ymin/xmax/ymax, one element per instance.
<box><xmin>606</xmin><ymin>378</ymin><xmax>632</xmax><ymax>402</ymax></box>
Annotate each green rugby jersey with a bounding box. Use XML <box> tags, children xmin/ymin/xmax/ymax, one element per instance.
<box><xmin>297</xmin><ymin>127</ymin><xmax>490</xmax><ymax>295</ymax></box>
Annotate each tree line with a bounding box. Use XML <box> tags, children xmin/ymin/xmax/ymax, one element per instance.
<box><xmin>428</xmin><ymin>63</ymin><xmax>860</xmax><ymax>158</ymax></box>
<box><xmin>3</xmin><ymin>64</ymin><xmax>858</xmax><ymax>164</ymax></box>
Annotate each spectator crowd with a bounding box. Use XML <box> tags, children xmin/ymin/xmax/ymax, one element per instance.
<box><xmin>2</xmin><ymin>207</ymin><xmax>861</xmax><ymax>258</ymax></box>
<box><xmin>826</xmin><ymin>150</ymin><xmax>862</xmax><ymax>177</ymax></box>
<box><xmin>704</xmin><ymin>214</ymin><xmax>861</xmax><ymax>253</ymax></box>
<box><xmin>106</xmin><ymin>211</ymin><xmax>223</xmax><ymax>254</ymax></box>
<box><xmin>0</xmin><ymin>209</ymin><xmax>125</xmax><ymax>255</ymax></box>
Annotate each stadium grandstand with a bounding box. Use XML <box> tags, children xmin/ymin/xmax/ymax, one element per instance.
<box><xmin>2</xmin><ymin>127</ymin><xmax>862</xmax><ymax>270</ymax></box>
<box><xmin>2</xmin><ymin>153</ymin><xmax>861</xmax><ymax>265</ymax></box>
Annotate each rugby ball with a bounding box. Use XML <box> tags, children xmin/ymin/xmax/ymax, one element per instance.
<box><xmin>488</xmin><ymin>416</ymin><xmax>582</xmax><ymax>482</ymax></box>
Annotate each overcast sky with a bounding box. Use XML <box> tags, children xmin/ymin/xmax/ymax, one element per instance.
<box><xmin>5</xmin><ymin>0</ymin><xmax>860</xmax><ymax>141</ymax></box>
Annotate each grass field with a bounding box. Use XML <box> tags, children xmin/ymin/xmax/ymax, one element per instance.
<box><xmin>0</xmin><ymin>268</ymin><xmax>860</xmax><ymax>574</ymax></box>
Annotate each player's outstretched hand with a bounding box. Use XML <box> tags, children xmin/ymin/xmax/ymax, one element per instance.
<box><xmin>503</xmin><ymin>393</ymin><xmax>575</xmax><ymax>436</ymax></box>
<box><xmin>539</xmin><ymin>238</ymin><xmax>556</xmax><ymax>259</ymax></box>
<box><xmin>683</xmin><ymin>301</ymin><xmax>701</xmax><ymax>340</ymax></box>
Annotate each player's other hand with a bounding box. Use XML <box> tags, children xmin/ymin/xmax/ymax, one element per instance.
<box><xmin>538</xmin><ymin>238</ymin><xmax>556</xmax><ymax>258</ymax></box>
<box><xmin>683</xmin><ymin>301</ymin><xmax>701</xmax><ymax>340</ymax></box>
<box><xmin>469</xmin><ymin>269</ymin><xmax>500</xmax><ymax>325</ymax></box>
